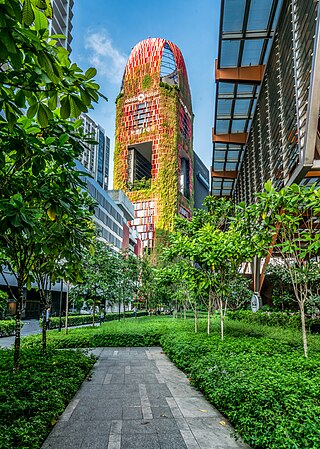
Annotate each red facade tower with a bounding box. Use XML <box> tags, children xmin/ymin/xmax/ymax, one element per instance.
<box><xmin>114</xmin><ymin>38</ymin><xmax>193</xmax><ymax>251</ymax></box>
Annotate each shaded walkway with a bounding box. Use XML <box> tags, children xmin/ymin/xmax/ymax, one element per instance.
<box><xmin>42</xmin><ymin>347</ymin><xmax>250</xmax><ymax>449</ymax></box>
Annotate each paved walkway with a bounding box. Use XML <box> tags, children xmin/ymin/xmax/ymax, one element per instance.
<box><xmin>0</xmin><ymin>319</ymin><xmax>41</xmax><ymax>347</ymax></box>
<box><xmin>42</xmin><ymin>347</ymin><xmax>250</xmax><ymax>449</ymax></box>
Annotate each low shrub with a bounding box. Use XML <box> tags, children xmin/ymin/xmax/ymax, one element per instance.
<box><xmin>42</xmin><ymin>311</ymin><xmax>147</xmax><ymax>329</ymax></box>
<box><xmin>161</xmin><ymin>329</ymin><xmax>320</xmax><ymax>449</ymax></box>
<box><xmin>23</xmin><ymin>316</ymin><xmax>180</xmax><ymax>350</ymax></box>
<box><xmin>0</xmin><ymin>348</ymin><xmax>95</xmax><ymax>449</ymax></box>
<box><xmin>227</xmin><ymin>309</ymin><xmax>319</xmax><ymax>330</ymax></box>
<box><xmin>0</xmin><ymin>319</ymin><xmax>16</xmax><ymax>337</ymax></box>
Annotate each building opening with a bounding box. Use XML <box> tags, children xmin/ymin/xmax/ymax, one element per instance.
<box><xmin>128</xmin><ymin>142</ymin><xmax>152</xmax><ymax>189</ymax></box>
<box><xmin>180</xmin><ymin>155</ymin><xmax>190</xmax><ymax>199</ymax></box>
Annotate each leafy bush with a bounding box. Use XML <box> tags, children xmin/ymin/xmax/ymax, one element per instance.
<box><xmin>161</xmin><ymin>330</ymin><xmax>320</xmax><ymax>449</ymax></box>
<box><xmin>0</xmin><ymin>348</ymin><xmax>95</xmax><ymax>449</ymax></box>
<box><xmin>23</xmin><ymin>316</ymin><xmax>177</xmax><ymax>350</ymax></box>
<box><xmin>40</xmin><ymin>311</ymin><xmax>147</xmax><ymax>329</ymax></box>
<box><xmin>18</xmin><ymin>316</ymin><xmax>320</xmax><ymax>448</ymax></box>
<box><xmin>227</xmin><ymin>309</ymin><xmax>319</xmax><ymax>330</ymax></box>
<box><xmin>0</xmin><ymin>319</ymin><xmax>16</xmax><ymax>337</ymax></box>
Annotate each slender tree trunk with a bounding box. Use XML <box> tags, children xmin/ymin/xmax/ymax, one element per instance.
<box><xmin>92</xmin><ymin>297</ymin><xmax>96</xmax><ymax>327</ymax></box>
<box><xmin>194</xmin><ymin>301</ymin><xmax>198</xmax><ymax>333</ymax></box>
<box><xmin>220</xmin><ymin>312</ymin><xmax>224</xmax><ymax>341</ymax></box>
<box><xmin>14</xmin><ymin>274</ymin><xmax>24</xmax><ymax>371</ymax></box>
<box><xmin>65</xmin><ymin>283</ymin><xmax>69</xmax><ymax>335</ymax></box>
<box><xmin>40</xmin><ymin>289</ymin><xmax>47</xmax><ymax>355</ymax></box>
<box><xmin>300</xmin><ymin>303</ymin><xmax>308</xmax><ymax>358</ymax></box>
<box><xmin>183</xmin><ymin>303</ymin><xmax>186</xmax><ymax>320</ymax></box>
<box><xmin>207</xmin><ymin>293</ymin><xmax>212</xmax><ymax>335</ymax></box>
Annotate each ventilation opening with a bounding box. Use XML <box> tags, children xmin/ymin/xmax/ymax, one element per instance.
<box><xmin>160</xmin><ymin>42</ymin><xmax>178</xmax><ymax>86</ymax></box>
<box><xmin>127</xmin><ymin>142</ymin><xmax>152</xmax><ymax>190</ymax></box>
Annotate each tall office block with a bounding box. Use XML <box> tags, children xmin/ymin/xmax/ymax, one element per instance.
<box><xmin>211</xmin><ymin>0</ymin><xmax>320</xmax><ymax>203</ymax></box>
<box><xmin>193</xmin><ymin>152</ymin><xmax>210</xmax><ymax>209</ymax></box>
<box><xmin>80</xmin><ymin>113</ymin><xmax>110</xmax><ymax>191</ymax></box>
<box><xmin>114</xmin><ymin>38</ymin><xmax>193</xmax><ymax>250</ymax></box>
<box><xmin>49</xmin><ymin>0</ymin><xmax>74</xmax><ymax>52</ymax></box>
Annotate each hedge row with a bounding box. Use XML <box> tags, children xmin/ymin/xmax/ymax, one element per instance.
<box><xmin>41</xmin><ymin>311</ymin><xmax>147</xmax><ymax>329</ymax></box>
<box><xmin>0</xmin><ymin>320</ymin><xmax>17</xmax><ymax>337</ymax></box>
<box><xmin>0</xmin><ymin>348</ymin><xmax>95</xmax><ymax>449</ymax></box>
<box><xmin>227</xmin><ymin>309</ymin><xmax>320</xmax><ymax>330</ymax></box>
<box><xmin>161</xmin><ymin>330</ymin><xmax>320</xmax><ymax>449</ymax></box>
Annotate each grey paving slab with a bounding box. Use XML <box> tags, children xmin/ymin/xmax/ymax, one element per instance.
<box><xmin>41</xmin><ymin>347</ymin><xmax>251</xmax><ymax>449</ymax></box>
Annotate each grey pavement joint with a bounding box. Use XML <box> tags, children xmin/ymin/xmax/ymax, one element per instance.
<box><xmin>41</xmin><ymin>347</ymin><xmax>251</xmax><ymax>449</ymax></box>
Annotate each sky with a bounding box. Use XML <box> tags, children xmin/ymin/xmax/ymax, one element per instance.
<box><xmin>71</xmin><ymin>0</ymin><xmax>221</xmax><ymax>187</ymax></box>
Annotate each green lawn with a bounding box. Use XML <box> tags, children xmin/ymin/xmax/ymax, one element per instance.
<box><xmin>2</xmin><ymin>315</ymin><xmax>320</xmax><ymax>448</ymax></box>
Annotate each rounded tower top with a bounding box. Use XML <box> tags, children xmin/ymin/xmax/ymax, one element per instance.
<box><xmin>121</xmin><ymin>37</ymin><xmax>191</xmax><ymax>111</ymax></box>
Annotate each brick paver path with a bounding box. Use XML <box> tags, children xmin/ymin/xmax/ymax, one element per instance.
<box><xmin>42</xmin><ymin>347</ymin><xmax>251</xmax><ymax>449</ymax></box>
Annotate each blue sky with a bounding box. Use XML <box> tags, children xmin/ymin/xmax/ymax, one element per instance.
<box><xmin>71</xmin><ymin>0</ymin><xmax>221</xmax><ymax>186</ymax></box>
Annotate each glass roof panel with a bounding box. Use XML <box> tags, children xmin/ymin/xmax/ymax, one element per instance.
<box><xmin>216</xmin><ymin>120</ymin><xmax>230</xmax><ymax>134</ymax></box>
<box><xmin>241</xmin><ymin>39</ymin><xmax>264</xmax><ymax>66</ymax></box>
<box><xmin>215</xmin><ymin>151</ymin><xmax>227</xmax><ymax>160</ymax></box>
<box><xmin>214</xmin><ymin>162</ymin><xmax>225</xmax><ymax>170</ymax></box>
<box><xmin>218</xmin><ymin>83</ymin><xmax>235</xmax><ymax>95</ymax></box>
<box><xmin>220</xmin><ymin>40</ymin><xmax>240</xmax><ymax>67</ymax></box>
<box><xmin>223</xmin><ymin>0</ymin><xmax>246</xmax><ymax>32</ymax></box>
<box><xmin>232</xmin><ymin>119</ymin><xmax>247</xmax><ymax>133</ymax></box>
<box><xmin>228</xmin><ymin>150</ymin><xmax>241</xmax><ymax>160</ymax></box>
<box><xmin>237</xmin><ymin>84</ymin><xmax>255</xmax><ymax>94</ymax></box>
<box><xmin>215</xmin><ymin>143</ymin><xmax>228</xmax><ymax>150</ymax></box>
<box><xmin>217</xmin><ymin>99</ymin><xmax>233</xmax><ymax>116</ymax></box>
<box><xmin>234</xmin><ymin>99</ymin><xmax>251</xmax><ymax>116</ymax></box>
<box><xmin>247</xmin><ymin>0</ymin><xmax>274</xmax><ymax>31</ymax></box>
<box><xmin>226</xmin><ymin>162</ymin><xmax>238</xmax><ymax>170</ymax></box>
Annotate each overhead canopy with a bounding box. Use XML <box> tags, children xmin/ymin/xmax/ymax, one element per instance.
<box><xmin>212</xmin><ymin>0</ymin><xmax>282</xmax><ymax>197</ymax></box>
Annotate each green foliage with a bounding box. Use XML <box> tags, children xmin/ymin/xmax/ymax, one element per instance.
<box><xmin>0</xmin><ymin>0</ymin><xmax>105</xmax><ymax>129</ymax></box>
<box><xmin>0</xmin><ymin>348</ymin><xmax>95</xmax><ymax>449</ymax></box>
<box><xmin>142</xmin><ymin>74</ymin><xmax>151</xmax><ymax>89</ymax></box>
<box><xmin>127</xmin><ymin>177</ymin><xmax>151</xmax><ymax>191</ymax></box>
<box><xmin>0</xmin><ymin>319</ymin><xmax>16</xmax><ymax>337</ymax></box>
<box><xmin>23</xmin><ymin>317</ymin><xmax>172</xmax><ymax>349</ymax></box>
<box><xmin>0</xmin><ymin>290</ymin><xmax>8</xmax><ymax>318</ymax></box>
<box><xmin>40</xmin><ymin>311</ymin><xmax>147</xmax><ymax>329</ymax></box>
<box><xmin>236</xmin><ymin>182</ymin><xmax>320</xmax><ymax>356</ymax></box>
<box><xmin>160</xmin><ymin>325</ymin><xmax>320</xmax><ymax>449</ymax></box>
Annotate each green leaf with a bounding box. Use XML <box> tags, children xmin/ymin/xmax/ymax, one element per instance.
<box><xmin>15</xmin><ymin>90</ymin><xmax>26</xmax><ymax>108</ymax></box>
<box><xmin>34</xmin><ymin>8</ymin><xmax>48</xmax><ymax>31</ymax></box>
<box><xmin>22</xmin><ymin>0</ymin><xmax>35</xmax><ymax>26</ymax></box>
<box><xmin>264</xmin><ymin>180</ymin><xmax>273</xmax><ymax>193</ymax></box>
<box><xmin>37</xmin><ymin>103</ymin><xmax>50</xmax><ymax>127</ymax></box>
<box><xmin>48</xmin><ymin>92</ymin><xmax>58</xmax><ymax>111</ymax></box>
<box><xmin>59</xmin><ymin>134</ymin><xmax>69</xmax><ymax>145</ymax></box>
<box><xmin>27</xmin><ymin>103</ymin><xmax>38</xmax><ymax>119</ymax></box>
<box><xmin>85</xmin><ymin>67</ymin><xmax>97</xmax><ymax>80</ymax></box>
<box><xmin>60</xmin><ymin>96</ymin><xmax>71</xmax><ymax>119</ymax></box>
<box><xmin>45</xmin><ymin>136</ymin><xmax>55</xmax><ymax>145</ymax></box>
<box><xmin>35</xmin><ymin>0</ymin><xmax>47</xmax><ymax>9</ymax></box>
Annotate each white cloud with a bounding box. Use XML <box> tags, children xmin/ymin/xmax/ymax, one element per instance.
<box><xmin>84</xmin><ymin>30</ymin><xmax>127</xmax><ymax>85</ymax></box>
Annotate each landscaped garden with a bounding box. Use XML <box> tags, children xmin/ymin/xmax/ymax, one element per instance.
<box><xmin>0</xmin><ymin>2</ymin><xmax>320</xmax><ymax>449</ymax></box>
<box><xmin>1</xmin><ymin>315</ymin><xmax>320</xmax><ymax>449</ymax></box>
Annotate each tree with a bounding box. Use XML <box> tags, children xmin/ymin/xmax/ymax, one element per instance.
<box><xmin>238</xmin><ymin>182</ymin><xmax>320</xmax><ymax>357</ymax></box>
<box><xmin>168</xmin><ymin>198</ymin><xmax>253</xmax><ymax>338</ymax></box>
<box><xmin>69</xmin><ymin>241</ymin><xmax>120</xmax><ymax>326</ymax></box>
<box><xmin>0</xmin><ymin>0</ymin><xmax>105</xmax><ymax>369</ymax></box>
<box><xmin>0</xmin><ymin>0</ymin><xmax>106</xmax><ymax>130</ymax></box>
